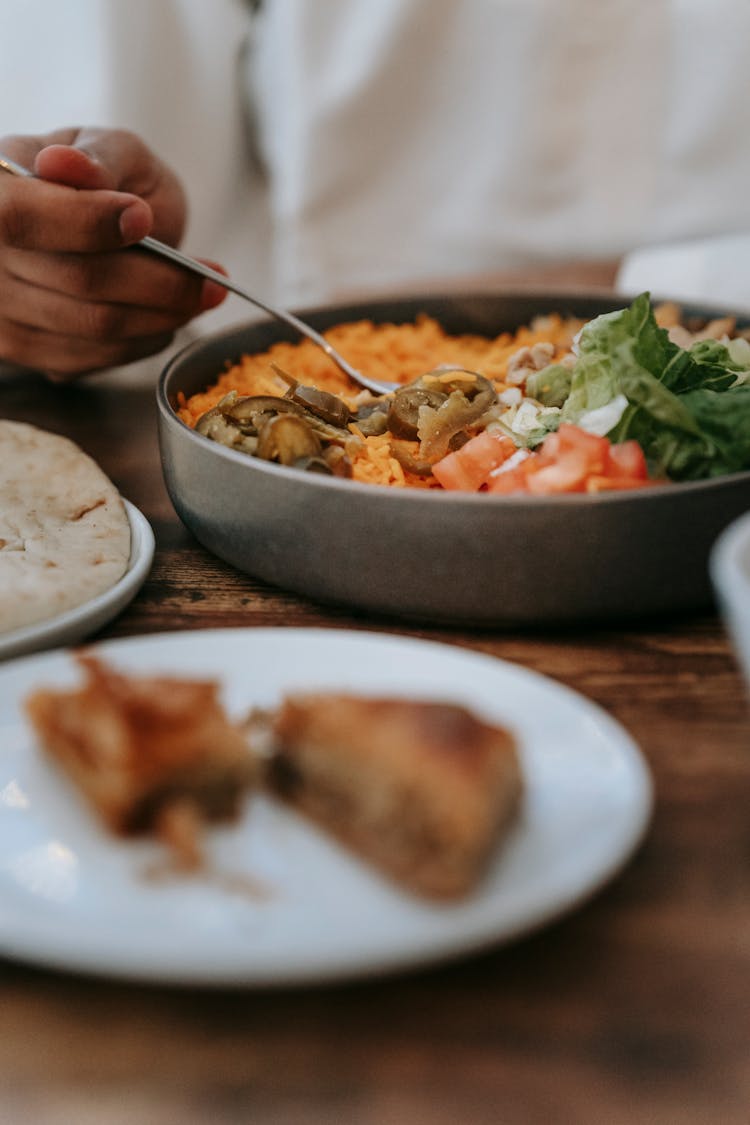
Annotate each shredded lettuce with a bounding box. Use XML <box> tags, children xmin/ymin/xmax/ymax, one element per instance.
<box><xmin>576</xmin><ymin>393</ymin><xmax>629</xmax><ymax>436</ymax></box>
<box><xmin>525</xmin><ymin>363</ymin><xmax>572</xmax><ymax>407</ymax></box>
<box><xmin>559</xmin><ymin>292</ymin><xmax>750</xmax><ymax>480</ymax></box>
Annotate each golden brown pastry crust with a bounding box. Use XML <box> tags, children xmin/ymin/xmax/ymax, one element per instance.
<box><xmin>25</xmin><ymin>654</ymin><xmax>256</xmax><ymax>838</ymax></box>
<box><xmin>263</xmin><ymin>694</ymin><xmax>522</xmax><ymax>899</ymax></box>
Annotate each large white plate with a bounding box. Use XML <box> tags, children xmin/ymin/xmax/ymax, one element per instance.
<box><xmin>0</xmin><ymin>500</ymin><xmax>154</xmax><ymax>662</ymax></box>
<box><xmin>0</xmin><ymin>628</ymin><xmax>652</xmax><ymax>986</ymax></box>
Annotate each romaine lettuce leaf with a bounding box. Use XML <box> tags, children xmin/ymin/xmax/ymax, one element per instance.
<box><xmin>662</xmin><ymin>338</ymin><xmax>748</xmax><ymax>394</ymax></box>
<box><xmin>561</xmin><ymin>292</ymin><xmax>750</xmax><ymax>480</ymax></box>
<box><xmin>677</xmin><ymin>384</ymin><xmax>750</xmax><ymax>476</ymax></box>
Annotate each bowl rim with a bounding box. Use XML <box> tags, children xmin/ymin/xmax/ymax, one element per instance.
<box><xmin>157</xmin><ymin>288</ymin><xmax>750</xmax><ymax>508</ymax></box>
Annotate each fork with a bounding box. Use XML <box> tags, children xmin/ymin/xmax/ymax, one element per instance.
<box><xmin>0</xmin><ymin>153</ymin><xmax>398</xmax><ymax>396</ymax></box>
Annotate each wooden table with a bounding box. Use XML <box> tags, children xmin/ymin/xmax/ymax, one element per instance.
<box><xmin>1</xmin><ymin>294</ymin><xmax>749</xmax><ymax>1125</ymax></box>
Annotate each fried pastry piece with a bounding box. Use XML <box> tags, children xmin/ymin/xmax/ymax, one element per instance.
<box><xmin>25</xmin><ymin>654</ymin><xmax>256</xmax><ymax>862</ymax></box>
<box><xmin>261</xmin><ymin>694</ymin><xmax>522</xmax><ymax>899</ymax></box>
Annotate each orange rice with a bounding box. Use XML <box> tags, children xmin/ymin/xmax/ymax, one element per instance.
<box><xmin>177</xmin><ymin>314</ymin><xmax>582</xmax><ymax>488</ymax></box>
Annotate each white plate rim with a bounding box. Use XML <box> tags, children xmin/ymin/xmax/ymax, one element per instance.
<box><xmin>0</xmin><ymin>500</ymin><xmax>154</xmax><ymax>662</ymax></box>
<box><xmin>710</xmin><ymin>507</ymin><xmax>750</xmax><ymax>614</ymax></box>
<box><xmin>0</xmin><ymin>627</ymin><xmax>653</xmax><ymax>986</ymax></box>
<box><xmin>709</xmin><ymin>508</ymin><xmax>750</xmax><ymax>682</ymax></box>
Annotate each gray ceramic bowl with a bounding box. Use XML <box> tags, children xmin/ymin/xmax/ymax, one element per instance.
<box><xmin>157</xmin><ymin>292</ymin><xmax>750</xmax><ymax>626</ymax></box>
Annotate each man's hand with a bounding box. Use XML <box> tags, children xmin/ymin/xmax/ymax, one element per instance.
<box><xmin>0</xmin><ymin>127</ymin><xmax>226</xmax><ymax>379</ymax></box>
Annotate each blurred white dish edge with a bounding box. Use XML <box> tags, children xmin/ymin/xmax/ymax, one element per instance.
<box><xmin>0</xmin><ymin>500</ymin><xmax>154</xmax><ymax>661</ymax></box>
<box><xmin>617</xmin><ymin>232</ymin><xmax>750</xmax><ymax>310</ymax></box>
<box><xmin>710</xmin><ymin>509</ymin><xmax>750</xmax><ymax>688</ymax></box>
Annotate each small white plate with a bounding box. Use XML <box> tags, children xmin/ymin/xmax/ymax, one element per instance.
<box><xmin>0</xmin><ymin>501</ymin><xmax>154</xmax><ymax>662</ymax></box>
<box><xmin>0</xmin><ymin>628</ymin><xmax>653</xmax><ymax>986</ymax></box>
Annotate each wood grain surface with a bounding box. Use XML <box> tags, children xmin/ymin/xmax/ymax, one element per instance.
<box><xmin>1</xmin><ymin>279</ymin><xmax>748</xmax><ymax>1125</ymax></box>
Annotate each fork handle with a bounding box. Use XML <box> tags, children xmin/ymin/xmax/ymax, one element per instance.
<box><xmin>0</xmin><ymin>153</ymin><xmax>395</xmax><ymax>396</ymax></box>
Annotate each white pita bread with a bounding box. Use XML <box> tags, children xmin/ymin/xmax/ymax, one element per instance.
<box><xmin>0</xmin><ymin>421</ymin><xmax>131</xmax><ymax>634</ymax></box>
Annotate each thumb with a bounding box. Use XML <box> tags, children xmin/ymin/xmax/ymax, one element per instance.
<box><xmin>34</xmin><ymin>143</ymin><xmax>117</xmax><ymax>190</ymax></box>
<box><xmin>32</xmin><ymin>140</ymin><xmax>153</xmax><ymax>244</ymax></box>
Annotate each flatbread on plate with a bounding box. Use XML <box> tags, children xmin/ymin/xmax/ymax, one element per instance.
<box><xmin>0</xmin><ymin>421</ymin><xmax>131</xmax><ymax>634</ymax></box>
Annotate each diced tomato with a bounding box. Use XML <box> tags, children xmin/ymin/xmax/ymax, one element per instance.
<box><xmin>432</xmin><ymin>430</ymin><xmax>516</xmax><ymax>491</ymax></box>
<box><xmin>486</xmin><ymin>463</ymin><xmax>532</xmax><ymax>494</ymax></box>
<box><xmin>554</xmin><ymin>424</ymin><xmax>610</xmax><ymax>471</ymax></box>
<box><xmin>525</xmin><ymin>451</ymin><xmax>590</xmax><ymax>493</ymax></box>
<box><xmin>585</xmin><ymin>475</ymin><xmax>655</xmax><ymax>492</ymax></box>
<box><xmin>434</xmin><ymin>420</ymin><xmax>655</xmax><ymax>496</ymax></box>
<box><xmin>606</xmin><ymin>440</ymin><xmax>649</xmax><ymax>480</ymax></box>
<box><xmin>517</xmin><ymin>424</ymin><xmax>604</xmax><ymax>494</ymax></box>
<box><xmin>538</xmin><ymin>430</ymin><xmax>562</xmax><ymax>458</ymax></box>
